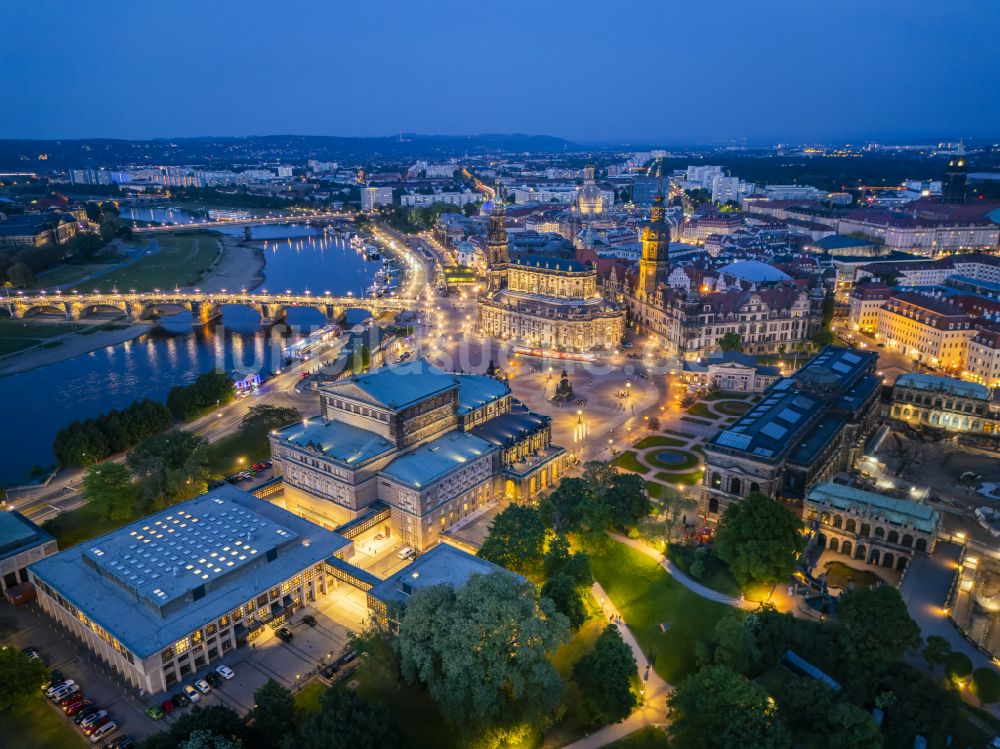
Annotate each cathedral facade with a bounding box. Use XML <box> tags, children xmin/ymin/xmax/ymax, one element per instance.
<box><xmin>477</xmin><ymin>201</ymin><xmax>625</xmax><ymax>351</ymax></box>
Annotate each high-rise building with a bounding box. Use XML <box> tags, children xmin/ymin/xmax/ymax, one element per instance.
<box><xmin>942</xmin><ymin>142</ymin><xmax>969</xmax><ymax>204</ymax></box>
<box><xmin>361</xmin><ymin>186</ymin><xmax>394</xmax><ymax>211</ymax></box>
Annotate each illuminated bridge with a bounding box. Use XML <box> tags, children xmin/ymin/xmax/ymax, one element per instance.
<box><xmin>1</xmin><ymin>290</ymin><xmax>415</xmax><ymax>325</ymax></box>
<box><xmin>131</xmin><ymin>212</ymin><xmax>356</xmax><ymax>234</ymax></box>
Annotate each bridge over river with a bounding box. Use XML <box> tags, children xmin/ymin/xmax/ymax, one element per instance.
<box><xmin>130</xmin><ymin>212</ymin><xmax>356</xmax><ymax>234</ymax></box>
<box><xmin>1</xmin><ymin>291</ymin><xmax>414</xmax><ymax>325</ymax></box>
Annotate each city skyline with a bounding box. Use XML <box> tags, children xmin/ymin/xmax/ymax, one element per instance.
<box><xmin>2</xmin><ymin>1</ymin><xmax>998</xmax><ymax>142</ymax></box>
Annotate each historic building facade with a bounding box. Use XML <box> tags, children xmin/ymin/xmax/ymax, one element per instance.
<box><xmin>477</xmin><ymin>202</ymin><xmax>625</xmax><ymax>351</ymax></box>
<box><xmin>702</xmin><ymin>347</ymin><xmax>881</xmax><ymax>517</ymax></box>
<box><xmin>270</xmin><ymin>363</ymin><xmax>565</xmax><ymax>549</ymax></box>
<box><xmin>804</xmin><ymin>482</ymin><xmax>939</xmax><ymax>574</ymax></box>
<box><xmin>890</xmin><ymin>373</ymin><xmax>1000</xmax><ymax>436</ymax></box>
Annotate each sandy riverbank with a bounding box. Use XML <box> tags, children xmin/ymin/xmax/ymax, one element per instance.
<box><xmin>0</xmin><ymin>320</ymin><xmax>154</xmax><ymax>377</ymax></box>
<box><xmin>189</xmin><ymin>235</ymin><xmax>265</xmax><ymax>293</ymax></box>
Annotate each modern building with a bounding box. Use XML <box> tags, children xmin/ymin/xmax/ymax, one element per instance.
<box><xmin>702</xmin><ymin>346</ymin><xmax>881</xmax><ymax>516</ymax></box>
<box><xmin>270</xmin><ymin>362</ymin><xmax>565</xmax><ymax>549</ymax></box>
<box><xmin>400</xmin><ymin>191</ymin><xmax>478</xmax><ymax>208</ymax></box>
<box><xmin>0</xmin><ymin>512</ymin><xmax>58</xmax><ymax>594</ymax></box>
<box><xmin>367</xmin><ymin>542</ymin><xmax>521</xmax><ymax>628</ymax></box>
<box><xmin>875</xmin><ymin>292</ymin><xmax>974</xmax><ymax>370</ymax></box>
<box><xmin>28</xmin><ymin>485</ymin><xmax>351</xmax><ymax>694</ymax></box>
<box><xmin>477</xmin><ymin>203</ymin><xmax>625</xmax><ymax>351</ymax></box>
<box><xmin>890</xmin><ymin>373</ymin><xmax>1000</xmax><ymax>436</ymax></box>
<box><xmin>361</xmin><ymin>186</ymin><xmax>394</xmax><ymax>211</ymax></box>
<box><xmin>804</xmin><ymin>482</ymin><xmax>939</xmax><ymax>573</ymax></box>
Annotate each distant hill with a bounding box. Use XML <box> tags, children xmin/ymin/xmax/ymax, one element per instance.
<box><xmin>0</xmin><ymin>133</ymin><xmax>583</xmax><ymax>170</ymax></box>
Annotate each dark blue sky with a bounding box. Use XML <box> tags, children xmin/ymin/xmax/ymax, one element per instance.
<box><xmin>2</xmin><ymin>1</ymin><xmax>998</xmax><ymax>143</ymax></box>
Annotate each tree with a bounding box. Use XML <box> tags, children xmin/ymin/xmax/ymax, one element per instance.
<box><xmin>179</xmin><ymin>731</ymin><xmax>241</xmax><ymax>749</ymax></box>
<box><xmin>296</xmin><ymin>688</ymin><xmax>400</xmax><ymax>749</ymax></box>
<box><xmin>478</xmin><ymin>504</ymin><xmax>546</xmax><ymax>574</ymax></box>
<box><xmin>669</xmin><ymin>664</ymin><xmax>790</xmax><ymax>749</ymax></box>
<box><xmin>139</xmin><ymin>705</ymin><xmax>245</xmax><ymax>749</ymax></box>
<box><xmin>82</xmin><ymin>462</ymin><xmax>137</xmax><ymax>521</ymax></box>
<box><xmin>7</xmin><ymin>262</ymin><xmax>34</xmax><ymax>288</ymax></box>
<box><xmin>241</xmin><ymin>404</ymin><xmax>300</xmax><ymax>432</ymax></box>
<box><xmin>711</xmin><ymin>615</ymin><xmax>760</xmax><ymax>676</ymax></box>
<box><xmin>538</xmin><ymin>477</ymin><xmax>590</xmax><ymax>532</ymax></box>
<box><xmin>714</xmin><ymin>492</ymin><xmax>804</xmax><ymax>587</ymax></box>
<box><xmin>351</xmin><ymin>344</ymin><xmax>371</xmax><ymax>374</ymax></box>
<box><xmin>128</xmin><ymin>429</ymin><xmax>212</xmax><ymax>504</ymax></box>
<box><xmin>245</xmin><ymin>679</ymin><xmax>296</xmax><ymax>749</ymax></box>
<box><xmin>825</xmin><ymin>703</ymin><xmax>882</xmax><ymax>749</ymax></box>
<box><xmin>541</xmin><ymin>574</ymin><xmax>586</xmax><ymax>630</ymax></box>
<box><xmin>971</xmin><ymin>667</ymin><xmax>1000</xmax><ymax>704</ymax></box>
<box><xmin>0</xmin><ymin>648</ymin><xmax>49</xmax><ymax>712</ymax></box>
<box><xmin>943</xmin><ymin>651</ymin><xmax>973</xmax><ymax>684</ymax></box>
<box><xmin>543</xmin><ymin>535</ymin><xmax>591</xmax><ymax>587</ymax></box>
<box><xmin>922</xmin><ymin>634</ymin><xmax>952</xmax><ymax>666</ymax></box>
<box><xmin>718</xmin><ymin>332</ymin><xmax>742</xmax><ymax>352</ymax></box>
<box><xmin>774</xmin><ymin>677</ymin><xmax>837</xmax><ymax>735</ymax></box>
<box><xmin>837</xmin><ymin>586</ymin><xmax>921</xmax><ymax>674</ymax></box>
<box><xmin>573</xmin><ymin>625</ymin><xmax>638</xmax><ymax>726</ymax></box>
<box><xmin>605</xmin><ymin>473</ymin><xmax>651</xmax><ymax>528</ymax></box>
<box><xmin>397</xmin><ymin>572</ymin><xmax>570</xmax><ymax>747</ymax></box>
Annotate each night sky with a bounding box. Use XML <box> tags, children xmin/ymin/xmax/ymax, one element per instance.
<box><xmin>2</xmin><ymin>0</ymin><xmax>998</xmax><ymax>143</ymax></box>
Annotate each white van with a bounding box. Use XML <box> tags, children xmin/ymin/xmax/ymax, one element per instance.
<box><xmin>397</xmin><ymin>546</ymin><xmax>416</xmax><ymax>560</ymax></box>
<box><xmin>90</xmin><ymin>722</ymin><xmax>117</xmax><ymax>743</ymax></box>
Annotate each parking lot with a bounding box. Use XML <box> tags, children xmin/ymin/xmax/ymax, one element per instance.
<box><xmin>3</xmin><ymin>578</ymin><xmax>372</xmax><ymax>744</ymax></box>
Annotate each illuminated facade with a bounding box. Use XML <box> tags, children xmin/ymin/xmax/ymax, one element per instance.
<box><xmin>950</xmin><ymin>553</ymin><xmax>1000</xmax><ymax>659</ymax></box>
<box><xmin>889</xmin><ymin>373</ymin><xmax>1000</xmax><ymax>435</ymax></box>
<box><xmin>965</xmin><ymin>327</ymin><xmax>1000</xmax><ymax>391</ymax></box>
<box><xmin>577</xmin><ymin>165</ymin><xmax>603</xmax><ymax>215</ymax></box>
<box><xmin>477</xmin><ymin>202</ymin><xmax>625</xmax><ymax>351</ymax></box>
<box><xmin>848</xmin><ymin>282</ymin><xmax>893</xmax><ymax>333</ymax></box>
<box><xmin>875</xmin><ymin>292</ymin><xmax>974</xmax><ymax>370</ymax></box>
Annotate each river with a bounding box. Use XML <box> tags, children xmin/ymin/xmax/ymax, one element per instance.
<box><xmin>1</xmin><ymin>219</ymin><xmax>384</xmax><ymax>486</ymax></box>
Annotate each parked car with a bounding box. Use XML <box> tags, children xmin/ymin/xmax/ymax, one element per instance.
<box><xmin>60</xmin><ymin>692</ymin><xmax>85</xmax><ymax>707</ymax></box>
<box><xmin>332</xmin><ymin>650</ymin><xmax>357</xmax><ymax>670</ymax></box>
<box><xmin>80</xmin><ymin>710</ymin><xmax>108</xmax><ymax>732</ymax></box>
<box><xmin>204</xmin><ymin>672</ymin><xmax>222</xmax><ymax>688</ymax></box>
<box><xmin>42</xmin><ymin>669</ymin><xmax>64</xmax><ymax>690</ymax></box>
<box><xmin>397</xmin><ymin>546</ymin><xmax>416</xmax><ymax>560</ymax></box>
<box><xmin>276</xmin><ymin>627</ymin><xmax>293</xmax><ymax>642</ymax></box>
<box><xmin>105</xmin><ymin>737</ymin><xmax>134</xmax><ymax>749</ymax></box>
<box><xmin>50</xmin><ymin>684</ymin><xmax>80</xmax><ymax>702</ymax></box>
<box><xmin>160</xmin><ymin>699</ymin><xmax>176</xmax><ymax>714</ymax></box>
<box><xmin>145</xmin><ymin>705</ymin><xmax>164</xmax><ymax>720</ymax></box>
<box><xmin>252</xmin><ymin>462</ymin><xmax>267</xmax><ymax>472</ymax></box>
<box><xmin>183</xmin><ymin>684</ymin><xmax>201</xmax><ymax>703</ymax></box>
<box><xmin>46</xmin><ymin>679</ymin><xmax>75</xmax><ymax>698</ymax></box>
<box><xmin>75</xmin><ymin>706</ymin><xmax>101</xmax><ymax>725</ymax></box>
<box><xmin>215</xmin><ymin>665</ymin><xmax>235</xmax><ymax>680</ymax></box>
<box><xmin>21</xmin><ymin>646</ymin><xmax>41</xmax><ymax>660</ymax></box>
<box><xmin>171</xmin><ymin>692</ymin><xmax>190</xmax><ymax>708</ymax></box>
<box><xmin>301</xmin><ymin>615</ymin><xmax>317</xmax><ymax>627</ymax></box>
<box><xmin>194</xmin><ymin>679</ymin><xmax>211</xmax><ymax>695</ymax></box>
<box><xmin>63</xmin><ymin>697</ymin><xmax>87</xmax><ymax>714</ymax></box>
<box><xmin>66</xmin><ymin>699</ymin><xmax>93</xmax><ymax>717</ymax></box>
<box><xmin>90</xmin><ymin>721</ymin><xmax>117</xmax><ymax>743</ymax></box>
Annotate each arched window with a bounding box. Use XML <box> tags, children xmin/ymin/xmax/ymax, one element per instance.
<box><xmin>869</xmin><ymin>548</ymin><xmax>881</xmax><ymax>565</ymax></box>
<box><xmin>845</xmin><ymin>519</ymin><xmax>857</xmax><ymax>533</ymax></box>
<box><xmin>887</xmin><ymin>530</ymin><xmax>899</xmax><ymax>545</ymax></box>
<box><xmin>902</xmin><ymin>534</ymin><xmax>914</xmax><ymax>548</ymax></box>
<box><xmin>874</xmin><ymin>527</ymin><xmax>885</xmax><ymax>540</ymax></box>
<box><xmin>915</xmin><ymin>538</ymin><xmax>928</xmax><ymax>553</ymax></box>
<box><xmin>730</xmin><ymin>477</ymin><xmax>742</xmax><ymax>496</ymax></box>
<box><xmin>708</xmin><ymin>497</ymin><xmax>719</xmax><ymax>514</ymax></box>
<box><xmin>750</xmin><ymin>482</ymin><xmax>760</xmax><ymax>494</ymax></box>
<box><xmin>860</xmin><ymin>523</ymin><xmax>871</xmax><ymax>537</ymax></box>
<box><xmin>829</xmin><ymin>538</ymin><xmax>839</xmax><ymax>552</ymax></box>
<box><xmin>841</xmin><ymin>540</ymin><xmax>853</xmax><ymax>557</ymax></box>
<box><xmin>833</xmin><ymin>515</ymin><xmax>843</xmax><ymax>529</ymax></box>
<box><xmin>711</xmin><ymin>472</ymin><xmax>722</xmax><ymax>490</ymax></box>
<box><xmin>883</xmin><ymin>553</ymin><xmax>895</xmax><ymax>569</ymax></box>
<box><xmin>855</xmin><ymin>544</ymin><xmax>867</xmax><ymax>561</ymax></box>
<box><xmin>820</xmin><ymin>512</ymin><xmax>831</xmax><ymax>525</ymax></box>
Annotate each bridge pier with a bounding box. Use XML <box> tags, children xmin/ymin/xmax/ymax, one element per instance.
<box><xmin>191</xmin><ymin>301</ymin><xmax>222</xmax><ymax>325</ymax></box>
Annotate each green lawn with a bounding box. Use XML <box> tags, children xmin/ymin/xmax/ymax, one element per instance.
<box><xmin>295</xmin><ymin>679</ymin><xmax>327</xmax><ymax>714</ymax></box>
<box><xmin>679</xmin><ymin>416</ymin><xmax>713</xmax><ymax>426</ymax></box>
<box><xmin>37</xmin><ymin>262</ymin><xmax>117</xmax><ymax>288</ymax></box>
<box><xmin>704</xmin><ymin>392</ymin><xmax>750</xmax><ymax>401</ymax></box>
<box><xmin>714</xmin><ymin>400</ymin><xmax>751</xmax><ymax>416</ymax></box>
<box><xmin>615</xmin><ymin>451</ymin><xmax>646</xmax><ymax>473</ymax></box>
<box><xmin>654</xmin><ymin>470</ymin><xmax>703</xmax><ymax>486</ymax></box>
<box><xmin>685</xmin><ymin>403</ymin><xmax>713</xmax><ymax>418</ymax></box>
<box><xmin>646</xmin><ymin>481</ymin><xmax>679</xmax><ymax>501</ymax></box>
<box><xmin>203</xmin><ymin>422</ymin><xmax>275</xmax><ymax>477</ymax></box>
<box><xmin>667</xmin><ymin>543</ymin><xmax>742</xmax><ymax>597</ymax></box>
<box><xmin>69</xmin><ymin>233</ymin><xmax>221</xmax><ymax>292</ymax></box>
<box><xmin>42</xmin><ymin>500</ymin><xmax>134</xmax><ymax>549</ymax></box>
<box><xmin>591</xmin><ymin>539</ymin><xmax>733</xmax><ymax>684</ymax></box>
<box><xmin>0</xmin><ymin>697</ymin><xmax>85</xmax><ymax>748</ymax></box>
<box><xmin>610</xmin><ymin>726</ymin><xmax>671</xmax><ymax>748</ymax></box>
<box><xmin>633</xmin><ymin>435</ymin><xmax>687</xmax><ymax>449</ymax></box>
<box><xmin>0</xmin><ymin>318</ymin><xmax>88</xmax><ymax>356</ymax></box>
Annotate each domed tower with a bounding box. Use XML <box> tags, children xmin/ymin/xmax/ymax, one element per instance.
<box><xmin>943</xmin><ymin>141</ymin><xmax>968</xmax><ymax>204</ymax></box>
<box><xmin>637</xmin><ymin>194</ymin><xmax>671</xmax><ymax>301</ymax></box>
<box><xmin>485</xmin><ymin>182</ymin><xmax>509</xmax><ymax>291</ymax></box>
<box><xmin>578</xmin><ymin>165</ymin><xmax>602</xmax><ymax>215</ymax></box>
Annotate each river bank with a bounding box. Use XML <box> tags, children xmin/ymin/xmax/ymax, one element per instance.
<box><xmin>188</xmin><ymin>235</ymin><xmax>265</xmax><ymax>293</ymax></box>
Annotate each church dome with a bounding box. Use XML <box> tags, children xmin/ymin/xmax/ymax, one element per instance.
<box><xmin>479</xmin><ymin>200</ymin><xmax>495</xmax><ymax>216</ymax></box>
<box><xmin>717</xmin><ymin>260</ymin><xmax>792</xmax><ymax>283</ymax></box>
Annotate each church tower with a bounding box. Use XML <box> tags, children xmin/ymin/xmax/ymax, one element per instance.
<box><xmin>943</xmin><ymin>141</ymin><xmax>968</xmax><ymax>204</ymax></box>
<box><xmin>485</xmin><ymin>183</ymin><xmax>509</xmax><ymax>291</ymax></box>
<box><xmin>637</xmin><ymin>194</ymin><xmax>670</xmax><ymax>301</ymax></box>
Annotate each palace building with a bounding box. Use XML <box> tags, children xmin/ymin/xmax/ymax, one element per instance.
<box><xmin>269</xmin><ymin>362</ymin><xmax>565</xmax><ymax>550</ymax></box>
<box><xmin>889</xmin><ymin>373</ymin><xmax>1000</xmax><ymax>436</ymax></box>
<box><xmin>477</xmin><ymin>200</ymin><xmax>625</xmax><ymax>351</ymax></box>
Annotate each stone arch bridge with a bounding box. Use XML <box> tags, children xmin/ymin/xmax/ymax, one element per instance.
<box><xmin>1</xmin><ymin>291</ymin><xmax>414</xmax><ymax>325</ymax></box>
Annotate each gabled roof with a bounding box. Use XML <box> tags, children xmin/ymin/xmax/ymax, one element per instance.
<box><xmin>322</xmin><ymin>362</ymin><xmax>459</xmax><ymax>410</ymax></box>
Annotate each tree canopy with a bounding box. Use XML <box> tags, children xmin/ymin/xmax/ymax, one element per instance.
<box><xmin>396</xmin><ymin>572</ymin><xmax>569</xmax><ymax>747</ymax></box>
<box><xmin>296</xmin><ymin>687</ymin><xmax>400</xmax><ymax>749</ymax></box>
<box><xmin>669</xmin><ymin>664</ymin><xmax>790</xmax><ymax>749</ymax></box>
<box><xmin>541</xmin><ymin>573</ymin><xmax>587</xmax><ymax>630</ymax></box>
<box><xmin>244</xmin><ymin>679</ymin><xmax>296</xmax><ymax>749</ymax></box>
<box><xmin>836</xmin><ymin>586</ymin><xmax>921</xmax><ymax>673</ymax></box>
<box><xmin>81</xmin><ymin>462</ymin><xmax>137</xmax><ymax>521</ymax></box>
<box><xmin>714</xmin><ymin>492</ymin><xmax>804</xmax><ymax>587</ymax></box>
<box><xmin>0</xmin><ymin>648</ymin><xmax>49</xmax><ymax>712</ymax></box>
<box><xmin>572</xmin><ymin>625</ymin><xmax>638</xmax><ymax>726</ymax></box>
<box><xmin>477</xmin><ymin>504</ymin><xmax>546</xmax><ymax>574</ymax></box>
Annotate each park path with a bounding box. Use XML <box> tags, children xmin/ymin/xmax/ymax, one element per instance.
<box><xmin>608</xmin><ymin>532</ymin><xmax>749</xmax><ymax>608</ymax></box>
<box><xmin>558</xmin><ymin>582</ymin><xmax>672</xmax><ymax>749</ymax></box>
